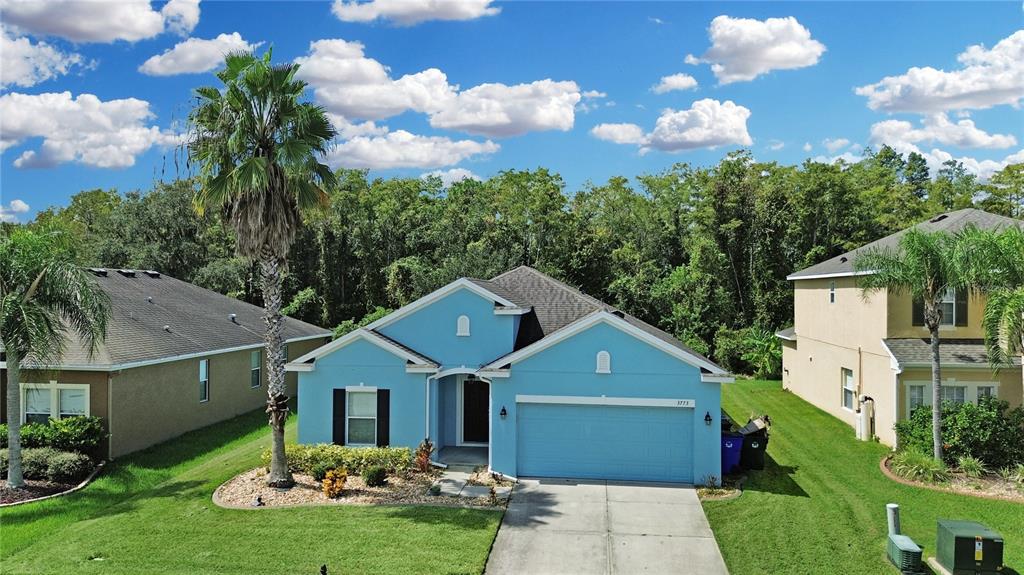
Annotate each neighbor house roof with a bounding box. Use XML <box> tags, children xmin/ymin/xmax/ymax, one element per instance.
<box><xmin>11</xmin><ymin>269</ymin><xmax>329</xmax><ymax>371</ymax></box>
<box><xmin>775</xmin><ymin>327</ymin><xmax>796</xmax><ymax>341</ymax></box>
<box><xmin>787</xmin><ymin>209</ymin><xmax>1023</xmax><ymax>281</ymax></box>
<box><xmin>882</xmin><ymin>338</ymin><xmax>1022</xmax><ymax>369</ymax></box>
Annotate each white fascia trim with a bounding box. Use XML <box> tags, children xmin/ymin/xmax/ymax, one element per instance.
<box><xmin>775</xmin><ymin>332</ymin><xmax>796</xmax><ymax>342</ymax></box>
<box><xmin>701</xmin><ymin>374</ymin><xmax>735</xmax><ymax>384</ymax></box>
<box><xmin>786</xmin><ymin>270</ymin><xmax>876</xmax><ymax>281</ymax></box>
<box><xmin>406</xmin><ymin>366</ymin><xmax>439</xmax><ymax>374</ymax></box>
<box><xmin>477</xmin><ymin>369</ymin><xmax>511</xmax><ymax>379</ymax></box>
<box><xmin>879</xmin><ymin>339</ymin><xmax>902</xmax><ymax>372</ymax></box>
<box><xmin>286</xmin><ymin>328</ymin><xmax>434</xmax><ymax>373</ymax></box>
<box><xmin>482</xmin><ymin>310</ymin><xmax>728</xmax><ymax>375</ymax></box>
<box><xmin>516</xmin><ymin>394</ymin><xmax>696</xmax><ymax>408</ymax></box>
<box><xmin>363</xmin><ymin>278</ymin><xmax>522</xmax><ymax>332</ymax></box>
<box><xmin>900</xmin><ymin>362</ymin><xmax>1012</xmax><ymax>370</ymax></box>
<box><xmin>15</xmin><ymin>333</ymin><xmax>331</xmax><ymax>373</ymax></box>
<box><xmin>494</xmin><ymin>307</ymin><xmax>530</xmax><ymax>315</ymax></box>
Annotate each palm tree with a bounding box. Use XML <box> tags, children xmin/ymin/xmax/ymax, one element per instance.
<box><xmin>1</xmin><ymin>228</ymin><xmax>109</xmax><ymax>488</ymax></box>
<box><xmin>187</xmin><ymin>49</ymin><xmax>336</xmax><ymax>487</ymax></box>
<box><xmin>855</xmin><ymin>229</ymin><xmax>967</xmax><ymax>461</ymax></box>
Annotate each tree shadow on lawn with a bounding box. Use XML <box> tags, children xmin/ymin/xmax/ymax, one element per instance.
<box><xmin>740</xmin><ymin>455</ymin><xmax>809</xmax><ymax>498</ymax></box>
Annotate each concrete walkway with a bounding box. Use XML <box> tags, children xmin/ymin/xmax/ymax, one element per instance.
<box><xmin>485</xmin><ymin>478</ymin><xmax>729</xmax><ymax>575</ymax></box>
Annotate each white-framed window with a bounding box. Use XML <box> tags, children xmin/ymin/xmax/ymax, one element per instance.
<box><xmin>20</xmin><ymin>382</ymin><xmax>90</xmax><ymax>425</ymax></box>
<box><xmin>908</xmin><ymin>385</ymin><xmax>926</xmax><ymax>414</ymax></box>
<box><xmin>829</xmin><ymin>281</ymin><xmax>836</xmax><ymax>304</ymax></box>
<box><xmin>941</xmin><ymin>385</ymin><xmax>966</xmax><ymax>405</ymax></box>
<box><xmin>456</xmin><ymin>315</ymin><xmax>471</xmax><ymax>337</ymax></box>
<box><xmin>841</xmin><ymin>368</ymin><xmax>855</xmax><ymax>410</ymax></box>
<box><xmin>199</xmin><ymin>359</ymin><xmax>210</xmax><ymax>403</ymax></box>
<box><xmin>939</xmin><ymin>288</ymin><xmax>956</xmax><ymax>326</ymax></box>
<box><xmin>347</xmin><ymin>389</ymin><xmax>377</xmax><ymax>446</ymax></box>
<box><xmin>977</xmin><ymin>386</ymin><xmax>995</xmax><ymax>400</ymax></box>
<box><xmin>596</xmin><ymin>350</ymin><xmax>611</xmax><ymax>374</ymax></box>
<box><xmin>250</xmin><ymin>350</ymin><xmax>261</xmax><ymax>388</ymax></box>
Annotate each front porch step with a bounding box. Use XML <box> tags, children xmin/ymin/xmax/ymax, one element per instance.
<box><xmin>445</xmin><ymin>464</ymin><xmax>479</xmax><ymax>473</ymax></box>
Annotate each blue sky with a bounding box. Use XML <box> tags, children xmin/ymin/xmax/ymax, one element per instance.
<box><xmin>1</xmin><ymin>1</ymin><xmax>1022</xmax><ymax>222</ymax></box>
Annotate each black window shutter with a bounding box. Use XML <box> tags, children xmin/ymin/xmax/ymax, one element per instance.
<box><xmin>955</xmin><ymin>289</ymin><xmax>968</xmax><ymax>326</ymax></box>
<box><xmin>376</xmin><ymin>389</ymin><xmax>390</xmax><ymax>447</ymax></box>
<box><xmin>911</xmin><ymin>298</ymin><xmax>924</xmax><ymax>326</ymax></box>
<box><xmin>332</xmin><ymin>389</ymin><xmax>346</xmax><ymax>445</ymax></box>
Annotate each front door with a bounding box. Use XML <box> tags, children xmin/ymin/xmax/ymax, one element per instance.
<box><xmin>462</xmin><ymin>379</ymin><xmax>489</xmax><ymax>444</ymax></box>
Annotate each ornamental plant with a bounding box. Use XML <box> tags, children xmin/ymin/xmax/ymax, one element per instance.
<box><xmin>322</xmin><ymin>468</ymin><xmax>347</xmax><ymax>498</ymax></box>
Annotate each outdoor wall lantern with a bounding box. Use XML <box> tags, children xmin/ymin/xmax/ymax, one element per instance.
<box><xmin>500</xmin><ymin>406</ymin><xmax>508</xmax><ymax>419</ymax></box>
<box><xmin>704</xmin><ymin>411</ymin><xmax>713</xmax><ymax>426</ymax></box>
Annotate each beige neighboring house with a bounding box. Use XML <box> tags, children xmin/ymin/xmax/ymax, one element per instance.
<box><xmin>778</xmin><ymin>209</ymin><xmax>1023</xmax><ymax>446</ymax></box>
<box><xmin>1</xmin><ymin>269</ymin><xmax>330</xmax><ymax>459</ymax></box>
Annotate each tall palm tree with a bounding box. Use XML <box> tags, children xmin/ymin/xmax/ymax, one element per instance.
<box><xmin>1</xmin><ymin>228</ymin><xmax>109</xmax><ymax>488</ymax></box>
<box><xmin>188</xmin><ymin>49</ymin><xmax>336</xmax><ymax>487</ymax></box>
<box><xmin>855</xmin><ymin>229</ymin><xmax>967</xmax><ymax>461</ymax></box>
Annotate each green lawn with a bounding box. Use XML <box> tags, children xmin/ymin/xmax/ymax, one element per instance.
<box><xmin>706</xmin><ymin>380</ymin><xmax>1023</xmax><ymax>575</ymax></box>
<box><xmin>0</xmin><ymin>408</ymin><xmax>501</xmax><ymax>575</ymax></box>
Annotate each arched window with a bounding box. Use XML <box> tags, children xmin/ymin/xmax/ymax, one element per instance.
<box><xmin>456</xmin><ymin>315</ymin><xmax>471</xmax><ymax>337</ymax></box>
<box><xmin>596</xmin><ymin>350</ymin><xmax>611</xmax><ymax>374</ymax></box>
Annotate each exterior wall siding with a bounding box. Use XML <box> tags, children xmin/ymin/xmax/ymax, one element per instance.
<box><xmin>887</xmin><ymin>291</ymin><xmax>988</xmax><ymax>339</ymax></box>
<box><xmin>489</xmin><ymin>322</ymin><xmax>721</xmax><ymax>484</ymax></box>
<box><xmin>377</xmin><ymin>287</ymin><xmax>516</xmax><ymax>368</ymax></box>
<box><xmin>1</xmin><ymin>369</ymin><xmax>111</xmax><ymax>455</ymax></box>
<box><xmin>897</xmin><ymin>366</ymin><xmax>1023</xmax><ymax>420</ymax></box>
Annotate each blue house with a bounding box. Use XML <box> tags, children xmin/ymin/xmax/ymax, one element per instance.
<box><xmin>288</xmin><ymin>266</ymin><xmax>732</xmax><ymax>484</ymax></box>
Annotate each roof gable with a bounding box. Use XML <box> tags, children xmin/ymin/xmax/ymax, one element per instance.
<box><xmin>286</xmin><ymin>328</ymin><xmax>438</xmax><ymax>372</ymax></box>
<box><xmin>362</xmin><ymin>278</ymin><xmax>528</xmax><ymax>334</ymax></box>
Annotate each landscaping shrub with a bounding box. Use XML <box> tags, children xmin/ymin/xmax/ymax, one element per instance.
<box><xmin>956</xmin><ymin>455</ymin><xmax>986</xmax><ymax>478</ymax></box>
<box><xmin>414</xmin><ymin>438</ymin><xmax>434</xmax><ymax>473</ymax></box>
<box><xmin>0</xmin><ymin>417</ymin><xmax>106</xmax><ymax>457</ymax></box>
<box><xmin>895</xmin><ymin>397</ymin><xmax>1024</xmax><ymax>468</ymax></box>
<box><xmin>362</xmin><ymin>465</ymin><xmax>387</xmax><ymax>487</ymax></box>
<box><xmin>310</xmin><ymin>461</ymin><xmax>333</xmax><ymax>482</ymax></box>
<box><xmin>262</xmin><ymin>444</ymin><xmax>411</xmax><ymax>476</ymax></box>
<box><xmin>0</xmin><ymin>447</ymin><xmax>93</xmax><ymax>483</ymax></box>
<box><xmin>890</xmin><ymin>449</ymin><xmax>950</xmax><ymax>483</ymax></box>
<box><xmin>322</xmin><ymin>469</ymin><xmax>347</xmax><ymax>498</ymax></box>
<box><xmin>0</xmin><ymin>422</ymin><xmax>56</xmax><ymax>449</ymax></box>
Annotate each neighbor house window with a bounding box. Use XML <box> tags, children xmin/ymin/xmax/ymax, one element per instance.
<box><xmin>199</xmin><ymin>359</ymin><xmax>210</xmax><ymax>403</ymax></box>
<box><xmin>941</xmin><ymin>385</ymin><xmax>966</xmax><ymax>405</ymax></box>
<box><xmin>829</xmin><ymin>281</ymin><xmax>836</xmax><ymax>304</ymax></box>
<box><xmin>977</xmin><ymin>386</ymin><xmax>995</xmax><ymax>400</ymax></box>
<box><xmin>596</xmin><ymin>351</ymin><xmax>611</xmax><ymax>374</ymax></box>
<box><xmin>21</xmin><ymin>382</ymin><xmax>90</xmax><ymax>425</ymax></box>
<box><xmin>456</xmin><ymin>315</ymin><xmax>470</xmax><ymax>337</ymax></box>
<box><xmin>939</xmin><ymin>288</ymin><xmax>956</xmax><ymax>326</ymax></box>
<box><xmin>346</xmin><ymin>390</ymin><xmax>377</xmax><ymax>446</ymax></box>
<box><xmin>250</xmin><ymin>350</ymin><xmax>261</xmax><ymax>388</ymax></box>
<box><xmin>908</xmin><ymin>385</ymin><xmax>925</xmax><ymax>413</ymax></box>
<box><xmin>841</xmin><ymin>368</ymin><xmax>855</xmax><ymax>410</ymax></box>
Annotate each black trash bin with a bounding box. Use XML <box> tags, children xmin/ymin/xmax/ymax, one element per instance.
<box><xmin>740</xmin><ymin>432</ymin><xmax>769</xmax><ymax>470</ymax></box>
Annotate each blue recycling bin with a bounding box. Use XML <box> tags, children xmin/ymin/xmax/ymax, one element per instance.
<box><xmin>721</xmin><ymin>433</ymin><xmax>743</xmax><ymax>476</ymax></box>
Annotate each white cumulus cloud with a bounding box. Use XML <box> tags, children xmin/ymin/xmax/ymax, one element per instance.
<box><xmin>0</xmin><ymin>91</ymin><xmax>181</xmax><ymax>169</ymax></box>
<box><xmin>822</xmin><ymin>138</ymin><xmax>850</xmax><ymax>153</ymax></box>
<box><xmin>421</xmin><ymin>167</ymin><xmax>481</xmax><ymax>187</ymax></box>
<box><xmin>592</xmin><ymin>99</ymin><xmax>752</xmax><ymax>153</ymax></box>
<box><xmin>686</xmin><ymin>15</ymin><xmax>825</xmax><ymax>84</ymax></box>
<box><xmin>0</xmin><ymin>199</ymin><xmax>30</xmax><ymax>222</ymax></box>
<box><xmin>1</xmin><ymin>25</ymin><xmax>84</xmax><ymax>88</ymax></box>
<box><xmin>651</xmin><ymin>73</ymin><xmax>698</xmax><ymax>94</ymax></box>
<box><xmin>855</xmin><ymin>30</ymin><xmax>1024</xmax><ymax>113</ymax></box>
<box><xmin>870</xmin><ymin>113</ymin><xmax>1017</xmax><ymax>150</ymax></box>
<box><xmin>332</xmin><ymin>0</ymin><xmax>499</xmax><ymax>25</ymax></box>
<box><xmin>327</xmin><ymin>130</ymin><xmax>498</xmax><ymax>169</ymax></box>
<box><xmin>803</xmin><ymin>142</ymin><xmax>812</xmax><ymax>152</ymax></box>
<box><xmin>767</xmin><ymin>140</ymin><xmax>785</xmax><ymax>151</ymax></box>
<box><xmin>0</xmin><ymin>0</ymin><xmax>200</xmax><ymax>43</ymax></box>
<box><xmin>295</xmin><ymin>38</ymin><xmax>581</xmax><ymax>138</ymax></box>
<box><xmin>139</xmin><ymin>33</ymin><xmax>259</xmax><ymax>76</ymax></box>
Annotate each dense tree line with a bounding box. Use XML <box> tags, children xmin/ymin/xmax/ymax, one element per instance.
<box><xmin>17</xmin><ymin>148</ymin><xmax>1024</xmax><ymax>374</ymax></box>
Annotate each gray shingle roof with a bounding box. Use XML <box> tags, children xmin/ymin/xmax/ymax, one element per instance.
<box><xmin>883</xmin><ymin>338</ymin><xmax>1022</xmax><ymax>368</ymax></box>
<box><xmin>788</xmin><ymin>209</ymin><xmax>1023</xmax><ymax>280</ymax></box>
<box><xmin>489</xmin><ymin>266</ymin><xmax>721</xmax><ymax>371</ymax></box>
<box><xmin>33</xmin><ymin>269</ymin><xmax>330</xmax><ymax>369</ymax></box>
<box><xmin>465</xmin><ymin>278</ymin><xmax>533</xmax><ymax>308</ymax></box>
<box><xmin>369</xmin><ymin>330</ymin><xmax>439</xmax><ymax>366</ymax></box>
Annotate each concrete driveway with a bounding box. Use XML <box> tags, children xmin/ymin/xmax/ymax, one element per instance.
<box><xmin>485</xmin><ymin>478</ymin><xmax>729</xmax><ymax>575</ymax></box>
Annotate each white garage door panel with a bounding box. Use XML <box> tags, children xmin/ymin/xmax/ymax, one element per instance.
<box><xmin>517</xmin><ymin>403</ymin><xmax>693</xmax><ymax>483</ymax></box>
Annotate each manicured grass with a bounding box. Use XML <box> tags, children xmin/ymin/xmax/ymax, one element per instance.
<box><xmin>0</xmin><ymin>409</ymin><xmax>501</xmax><ymax>574</ymax></box>
<box><xmin>705</xmin><ymin>380</ymin><xmax>1023</xmax><ymax>575</ymax></box>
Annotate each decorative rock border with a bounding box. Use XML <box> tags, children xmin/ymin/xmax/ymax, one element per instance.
<box><xmin>698</xmin><ymin>475</ymin><xmax>746</xmax><ymax>502</ymax></box>
<box><xmin>0</xmin><ymin>461</ymin><xmax>106</xmax><ymax>508</ymax></box>
<box><xmin>879</xmin><ymin>455</ymin><xmax>1024</xmax><ymax>504</ymax></box>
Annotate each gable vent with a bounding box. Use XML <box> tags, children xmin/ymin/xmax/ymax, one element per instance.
<box><xmin>596</xmin><ymin>351</ymin><xmax>611</xmax><ymax>374</ymax></box>
<box><xmin>117</xmin><ymin>269</ymin><xmax>136</xmax><ymax>278</ymax></box>
<box><xmin>87</xmin><ymin>268</ymin><xmax>108</xmax><ymax>277</ymax></box>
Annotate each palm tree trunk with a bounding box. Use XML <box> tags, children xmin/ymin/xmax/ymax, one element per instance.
<box><xmin>6</xmin><ymin>349</ymin><xmax>24</xmax><ymax>488</ymax></box>
<box><xmin>261</xmin><ymin>255</ymin><xmax>293</xmax><ymax>488</ymax></box>
<box><xmin>929</xmin><ymin>325</ymin><xmax>943</xmax><ymax>461</ymax></box>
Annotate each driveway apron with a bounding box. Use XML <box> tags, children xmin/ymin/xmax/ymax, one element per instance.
<box><xmin>485</xmin><ymin>478</ymin><xmax>729</xmax><ymax>575</ymax></box>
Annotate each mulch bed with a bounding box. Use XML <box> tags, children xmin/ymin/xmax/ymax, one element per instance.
<box><xmin>0</xmin><ymin>479</ymin><xmax>77</xmax><ymax>505</ymax></box>
<box><xmin>697</xmin><ymin>474</ymin><xmax>744</xmax><ymax>501</ymax></box>
<box><xmin>881</xmin><ymin>456</ymin><xmax>1024</xmax><ymax>503</ymax></box>
<box><xmin>467</xmin><ymin>468</ymin><xmax>514</xmax><ymax>488</ymax></box>
<box><xmin>214</xmin><ymin>467</ymin><xmax>506</xmax><ymax>509</ymax></box>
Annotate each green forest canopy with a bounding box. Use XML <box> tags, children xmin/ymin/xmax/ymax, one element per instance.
<box><xmin>15</xmin><ymin>148</ymin><xmax>1024</xmax><ymax>375</ymax></box>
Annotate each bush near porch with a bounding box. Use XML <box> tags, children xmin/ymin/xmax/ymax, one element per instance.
<box><xmin>895</xmin><ymin>397</ymin><xmax>1024</xmax><ymax>469</ymax></box>
<box><xmin>262</xmin><ymin>443</ymin><xmax>412</xmax><ymax>476</ymax></box>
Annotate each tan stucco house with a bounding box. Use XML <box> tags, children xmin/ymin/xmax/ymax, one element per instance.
<box><xmin>1</xmin><ymin>269</ymin><xmax>330</xmax><ymax>459</ymax></box>
<box><xmin>778</xmin><ymin>209</ymin><xmax>1023</xmax><ymax>446</ymax></box>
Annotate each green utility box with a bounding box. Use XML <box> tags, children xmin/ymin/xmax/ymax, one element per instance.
<box><xmin>936</xmin><ymin>520</ymin><xmax>1004</xmax><ymax>575</ymax></box>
